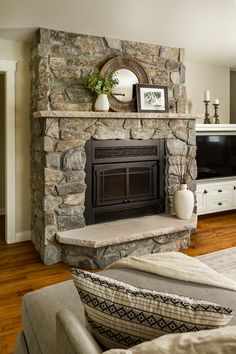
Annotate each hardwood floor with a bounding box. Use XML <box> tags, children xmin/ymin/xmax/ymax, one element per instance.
<box><xmin>0</xmin><ymin>211</ymin><xmax>236</xmax><ymax>353</ymax></box>
<box><xmin>182</xmin><ymin>211</ymin><xmax>236</xmax><ymax>256</ymax></box>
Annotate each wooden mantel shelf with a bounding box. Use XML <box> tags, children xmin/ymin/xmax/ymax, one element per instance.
<box><xmin>33</xmin><ymin>110</ymin><xmax>202</xmax><ymax>120</ymax></box>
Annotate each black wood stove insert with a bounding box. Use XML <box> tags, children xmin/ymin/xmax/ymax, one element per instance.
<box><xmin>85</xmin><ymin>139</ymin><xmax>165</xmax><ymax>225</ymax></box>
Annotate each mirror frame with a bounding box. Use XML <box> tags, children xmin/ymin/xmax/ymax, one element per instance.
<box><xmin>100</xmin><ymin>56</ymin><xmax>150</xmax><ymax>112</ymax></box>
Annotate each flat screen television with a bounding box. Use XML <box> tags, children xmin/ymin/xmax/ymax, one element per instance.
<box><xmin>196</xmin><ymin>135</ymin><xmax>236</xmax><ymax>179</ymax></box>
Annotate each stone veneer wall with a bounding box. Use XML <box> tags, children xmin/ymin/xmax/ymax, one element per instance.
<box><xmin>30</xmin><ymin>28</ymin><xmax>195</xmax><ymax>264</ymax></box>
<box><xmin>31</xmin><ymin>113</ymin><xmax>196</xmax><ymax>264</ymax></box>
<box><xmin>30</xmin><ymin>28</ymin><xmax>186</xmax><ymax>113</ymax></box>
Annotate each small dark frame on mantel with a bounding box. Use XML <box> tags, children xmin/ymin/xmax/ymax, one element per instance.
<box><xmin>136</xmin><ymin>84</ymin><xmax>168</xmax><ymax>113</ymax></box>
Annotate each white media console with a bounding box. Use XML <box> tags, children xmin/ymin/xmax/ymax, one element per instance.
<box><xmin>196</xmin><ymin>177</ymin><xmax>236</xmax><ymax>215</ymax></box>
<box><xmin>196</xmin><ymin>124</ymin><xmax>236</xmax><ymax>215</ymax></box>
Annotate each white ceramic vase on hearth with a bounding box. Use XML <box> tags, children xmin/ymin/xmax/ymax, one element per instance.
<box><xmin>174</xmin><ymin>184</ymin><xmax>194</xmax><ymax>220</ymax></box>
<box><xmin>94</xmin><ymin>94</ymin><xmax>109</xmax><ymax>112</ymax></box>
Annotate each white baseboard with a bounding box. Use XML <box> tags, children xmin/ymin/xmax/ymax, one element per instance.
<box><xmin>0</xmin><ymin>208</ymin><xmax>5</xmax><ymax>215</ymax></box>
<box><xmin>16</xmin><ymin>230</ymin><xmax>31</xmax><ymax>242</ymax></box>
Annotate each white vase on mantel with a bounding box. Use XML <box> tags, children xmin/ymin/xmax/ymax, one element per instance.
<box><xmin>94</xmin><ymin>94</ymin><xmax>109</xmax><ymax>112</ymax></box>
<box><xmin>174</xmin><ymin>184</ymin><xmax>194</xmax><ymax>220</ymax></box>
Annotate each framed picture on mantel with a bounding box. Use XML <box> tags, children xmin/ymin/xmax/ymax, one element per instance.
<box><xmin>136</xmin><ymin>84</ymin><xmax>168</xmax><ymax>113</ymax></box>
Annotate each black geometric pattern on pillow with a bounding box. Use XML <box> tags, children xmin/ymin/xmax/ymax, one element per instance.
<box><xmin>79</xmin><ymin>288</ymin><xmax>213</xmax><ymax>332</ymax></box>
<box><xmin>87</xmin><ymin>315</ymin><xmax>143</xmax><ymax>348</ymax></box>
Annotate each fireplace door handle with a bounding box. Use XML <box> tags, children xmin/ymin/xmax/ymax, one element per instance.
<box><xmin>123</xmin><ymin>199</ymin><xmax>128</xmax><ymax>203</ymax></box>
<box><xmin>128</xmin><ymin>199</ymin><xmax>133</xmax><ymax>203</ymax></box>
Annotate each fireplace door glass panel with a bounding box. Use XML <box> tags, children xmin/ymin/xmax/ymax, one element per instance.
<box><xmin>129</xmin><ymin>163</ymin><xmax>157</xmax><ymax>201</ymax></box>
<box><xmin>94</xmin><ymin>166</ymin><xmax>126</xmax><ymax>206</ymax></box>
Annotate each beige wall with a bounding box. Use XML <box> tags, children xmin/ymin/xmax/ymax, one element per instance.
<box><xmin>0</xmin><ymin>74</ymin><xmax>5</xmax><ymax>212</ymax></box>
<box><xmin>0</xmin><ymin>38</ymin><xmax>31</xmax><ymax>233</ymax></box>
<box><xmin>185</xmin><ymin>61</ymin><xmax>230</xmax><ymax>123</ymax></box>
<box><xmin>230</xmin><ymin>71</ymin><xmax>236</xmax><ymax>123</ymax></box>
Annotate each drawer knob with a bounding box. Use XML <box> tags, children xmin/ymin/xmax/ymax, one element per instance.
<box><xmin>204</xmin><ymin>189</ymin><xmax>208</xmax><ymax>194</ymax></box>
<box><xmin>234</xmin><ymin>186</ymin><xmax>236</xmax><ymax>190</ymax></box>
<box><xmin>218</xmin><ymin>189</ymin><xmax>222</xmax><ymax>193</ymax></box>
<box><xmin>218</xmin><ymin>202</ymin><xmax>223</xmax><ymax>206</ymax></box>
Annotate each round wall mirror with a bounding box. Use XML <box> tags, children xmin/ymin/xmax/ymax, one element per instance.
<box><xmin>100</xmin><ymin>56</ymin><xmax>150</xmax><ymax>111</ymax></box>
<box><xmin>111</xmin><ymin>69</ymin><xmax>139</xmax><ymax>103</ymax></box>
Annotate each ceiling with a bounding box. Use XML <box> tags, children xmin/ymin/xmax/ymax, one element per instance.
<box><xmin>1</xmin><ymin>0</ymin><xmax>236</xmax><ymax>68</ymax></box>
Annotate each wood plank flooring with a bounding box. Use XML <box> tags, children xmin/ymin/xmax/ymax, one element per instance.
<box><xmin>182</xmin><ymin>211</ymin><xmax>236</xmax><ymax>256</ymax></box>
<box><xmin>1</xmin><ymin>211</ymin><xmax>236</xmax><ymax>354</ymax></box>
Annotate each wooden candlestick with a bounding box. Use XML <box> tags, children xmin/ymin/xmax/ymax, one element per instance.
<box><xmin>213</xmin><ymin>103</ymin><xmax>220</xmax><ymax>124</ymax></box>
<box><xmin>204</xmin><ymin>100</ymin><xmax>211</xmax><ymax>124</ymax></box>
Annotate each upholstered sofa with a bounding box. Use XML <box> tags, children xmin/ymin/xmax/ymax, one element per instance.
<box><xmin>14</xmin><ymin>267</ymin><xmax>236</xmax><ymax>354</ymax></box>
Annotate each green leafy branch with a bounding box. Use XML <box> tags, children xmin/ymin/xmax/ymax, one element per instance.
<box><xmin>86</xmin><ymin>70</ymin><xmax>119</xmax><ymax>95</ymax></box>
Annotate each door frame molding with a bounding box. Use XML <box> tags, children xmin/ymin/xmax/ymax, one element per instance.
<box><xmin>0</xmin><ymin>60</ymin><xmax>17</xmax><ymax>244</ymax></box>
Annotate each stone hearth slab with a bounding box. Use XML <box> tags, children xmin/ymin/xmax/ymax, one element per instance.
<box><xmin>56</xmin><ymin>214</ymin><xmax>197</xmax><ymax>248</ymax></box>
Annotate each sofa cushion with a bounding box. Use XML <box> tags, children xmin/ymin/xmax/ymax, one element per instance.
<box><xmin>103</xmin><ymin>325</ymin><xmax>236</xmax><ymax>354</ymax></box>
<box><xmin>22</xmin><ymin>280</ymin><xmax>83</xmax><ymax>354</ymax></box>
<box><xmin>71</xmin><ymin>269</ymin><xmax>233</xmax><ymax>350</ymax></box>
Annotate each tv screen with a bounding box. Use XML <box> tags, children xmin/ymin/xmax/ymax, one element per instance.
<box><xmin>196</xmin><ymin>135</ymin><xmax>236</xmax><ymax>179</ymax></box>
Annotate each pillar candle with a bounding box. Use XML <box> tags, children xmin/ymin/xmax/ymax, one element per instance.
<box><xmin>204</xmin><ymin>91</ymin><xmax>210</xmax><ymax>101</ymax></box>
<box><xmin>213</xmin><ymin>99</ymin><xmax>219</xmax><ymax>104</ymax></box>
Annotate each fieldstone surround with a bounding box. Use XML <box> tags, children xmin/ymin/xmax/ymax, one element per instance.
<box><xmin>31</xmin><ymin>111</ymin><xmax>198</xmax><ymax>265</ymax></box>
<box><xmin>30</xmin><ymin>28</ymin><xmax>186</xmax><ymax>113</ymax></box>
<box><xmin>30</xmin><ymin>28</ymin><xmax>198</xmax><ymax>266</ymax></box>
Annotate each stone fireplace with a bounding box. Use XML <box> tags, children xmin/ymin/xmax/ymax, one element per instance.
<box><xmin>30</xmin><ymin>28</ymin><xmax>198</xmax><ymax>267</ymax></box>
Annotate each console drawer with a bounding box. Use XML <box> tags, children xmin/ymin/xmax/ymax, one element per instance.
<box><xmin>207</xmin><ymin>198</ymin><xmax>232</xmax><ymax>212</ymax></box>
<box><xmin>196</xmin><ymin>177</ymin><xmax>236</xmax><ymax>216</ymax></box>
<box><xmin>207</xmin><ymin>184</ymin><xmax>231</xmax><ymax>198</ymax></box>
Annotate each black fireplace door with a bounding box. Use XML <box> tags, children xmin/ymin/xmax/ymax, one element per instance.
<box><xmin>85</xmin><ymin>139</ymin><xmax>165</xmax><ymax>224</ymax></box>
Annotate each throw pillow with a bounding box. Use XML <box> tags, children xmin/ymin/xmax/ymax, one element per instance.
<box><xmin>71</xmin><ymin>269</ymin><xmax>233</xmax><ymax>350</ymax></box>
